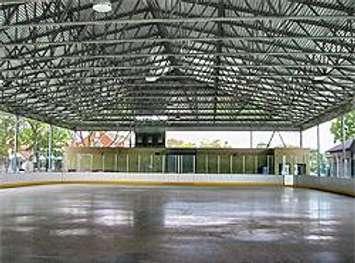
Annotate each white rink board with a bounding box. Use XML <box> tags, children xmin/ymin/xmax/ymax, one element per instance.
<box><xmin>0</xmin><ymin>172</ymin><xmax>283</xmax><ymax>185</ymax></box>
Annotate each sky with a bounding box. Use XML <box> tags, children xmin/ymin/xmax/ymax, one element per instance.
<box><xmin>74</xmin><ymin>118</ymin><xmax>338</xmax><ymax>153</ymax></box>
<box><xmin>167</xmin><ymin>120</ymin><xmax>337</xmax><ymax>153</ymax></box>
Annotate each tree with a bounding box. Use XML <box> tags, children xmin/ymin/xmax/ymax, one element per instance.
<box><xmin>167</xmin><ymin>138</ymin><xmax>231</xmax><ymax>148</ymax></box>
<box><xmin>166</xmin><ymin>138</ymin><xmax>196</xmax><ymax>148</ymax></box>
<box><xmin>50</xmin><ymin>126</ymin><xmax>72</xmax><ymax>155</ymax></box>
<box><xmin>199</xmin><ymin>139</ymin><xmax>228</xmax><ymax>148</ymax></box>
<box><xmin>0</xmin><ymin>111</ymin><xmax>72</xmax><ymax>159</ymax></box>
<box><xmin>20</xmin><ymin>119</ymin><xmax>47</xmax><ymax>160</ymax></box>
<box><xmin>330</xmin><ymin>110</ymin><xmax>355</xmax><ymax>143</ymax></box>
<box><xmin>309</xmin><ymin>150</ymin><xmax>327</xmax><ymax>175</ymax></box>
<box><xmin>74</xmin><ymin>131</ymin><xmax>129</xmax><ymax>147</ymax></box>
<box><xmin>20</xmin><ymin>119</ymin><xmax>72</xmax><ymax>157</ymax></box>
<box><xmin>0</xmin><ymin>113</ymin><xmax>19</xmax><ymax>156</ymax></box>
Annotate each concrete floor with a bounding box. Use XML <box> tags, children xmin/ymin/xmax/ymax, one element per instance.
<box><xmin>0</xmin><ymin>185</ymin><xmax>354</xmax><ymax>263</ymax></box>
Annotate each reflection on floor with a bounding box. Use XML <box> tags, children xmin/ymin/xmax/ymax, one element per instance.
<box><xmin>0</xmin><ymin>185</ymin><xmax>354</xmax><ymax>263</ymax></box>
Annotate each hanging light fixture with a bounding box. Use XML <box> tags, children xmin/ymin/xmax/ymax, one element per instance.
<box><xmin>145</xmin><ymin>76</ymin><xmax>159</xmax><ymax>82</ymax></box>
<box><xmin>93</xmin><ymin>0</ymin><xmax>112</xmax><ymax>13</ymax></box>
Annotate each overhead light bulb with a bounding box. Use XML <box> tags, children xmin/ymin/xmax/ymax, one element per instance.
<box><xmin>93</xmin><ymin>0</ymin><xmax>112</xmax><ymax>13</ymax></box>
<box><xmin>145</xmin><ymin>76</ymin><xmax>159</xmax><ymax>82</ymax></box>
<box><xmin>314</xmin><ymin>76</ymin><xmax>328</xmax><ymax>81</ymax></box>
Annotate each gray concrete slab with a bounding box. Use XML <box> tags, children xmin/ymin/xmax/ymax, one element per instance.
<box><xmin>0</xmin><ymin>185</ymin><xmax>354</xmax><ymax>263</ymax></box>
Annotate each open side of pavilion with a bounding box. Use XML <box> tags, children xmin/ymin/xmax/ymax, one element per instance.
<box><xmin>0</xmin><ymin>2</ymin><xmax>355</xmax><ymax>262</ymax></box>
<box><xmin>0</xmin><ymin>0</ymin><xmax>354</xmax><ymax>195</ymax></box>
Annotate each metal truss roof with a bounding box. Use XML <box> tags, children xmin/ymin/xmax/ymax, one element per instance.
<box><xmin>0</xmin><ymin>0</ymin><xmax>354</xmax><ymax>131</ymax></box>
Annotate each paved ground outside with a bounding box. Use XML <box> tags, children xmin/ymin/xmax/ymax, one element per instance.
<box><xmin>0</xmin><ymin>185</ymin><xmax>354</xmax><ymax>263</ymax></box>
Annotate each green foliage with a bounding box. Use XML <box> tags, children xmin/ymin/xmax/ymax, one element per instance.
<box><xmin>21</xmin><ymin>120</ymin><xmax>72</xmax><ymax>156</ymax></box>
<box><xmin>199</xmin><ymin>139</ymin><xmax>229</xmax><ymax>148</ymax></box>
<box><xmin>166</xmin><ymin>138</ymin><xmax>196</xmax><ymax>148</ymax></box>
<box><xmin>166</xmin><ymin>138</ymin><xmax>230</xmax><ymax>148</ymax></box>
<box><xmin>20</xmin><ymin>119</ymin><xmax>47</xmax><ymax>152</ymax></box>
<box><xmin>0</xmin><ymin>113</ymin><xmax>17</xmax><ymax>156</ymax></box>
<box><xmin>309</xmin><ymin>150</ymin><xmax>327</xmax><ymax>175</ymax></box>
<box><xmin>330</xmin><ymin>110</ymin><xmax>355</xmax><ymax>143</ymax></box>
<box><xmin>50</xmin><ymin>127</ymin><xmax>72</xmax><ymax>153</ymax></box>
<box><xmin>0</xmin><ymin>111</ymin><xmax>72</xmax><ymax>157</ymax></box>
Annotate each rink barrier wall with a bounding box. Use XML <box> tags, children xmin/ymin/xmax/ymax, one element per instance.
<box><xmin>0</xmin><ymin>172</ymin><xmax>283</xmax><ymax>188</ymax></box>
<box><xmin>294</xmin><ymin>175</ymin><xmax>355</xmax><ymax>197</ymax></box>
<box><xmin>0</xmin><ymin>173</ymin><xmax>354</xmax><ymax>197</ymax></box>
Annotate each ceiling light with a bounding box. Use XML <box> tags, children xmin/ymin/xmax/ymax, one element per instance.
<box><xmin>93</xmin><ymin>0</ymin><xmax>112</xmax><ymax>13</ymax></box>
<box><xmin>145</xmin><ymin>76</ymin><xmax>159</xmax><ymax>82</ymax></box>
<box><xmin>314</xmin><ymin>76</ymin><xmax>328</xmax><ymax>81</ymax></box>
<box><xmin>136</xmin><ymin>115</ymin><xmax>168</xmax><ymax>121</ymax></box>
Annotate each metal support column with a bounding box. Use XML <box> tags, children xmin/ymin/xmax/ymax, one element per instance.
<box><xmin>102</xmin><ymin>154</ymin><xmax>105</xmax><ymax>172</ymax></box>
<box><xmin>126</xmin><ymin>154</ymin><xmax>129</xmax><ymax>172</ymax></box>
<box><xmin>48</xmin><ymin>125</ymin><xmax>53</xmax><ymax>171</ymax></box>
<box><xmin>242</xmin><ymin>155</ymin><xmax>246</xmax><ymax>173</ymax></box>
<box><xmin>13</xmin><ymin>115</ymin><xmax>19</xmax><ymax>173</ymax></box>
<box><xmin>162</xmin><ymin>155</ymin><xmax>165</xmax><ymax>173</ymax></box>
<box><xmin>129</xmin><ymin>130</ymin><xmax>132</xmax><ymax>148</ymax></box>
<box><xmin>230</xmin><ymin>155</ymin><xmax>233</xmax><ymax>174</ymax></box>
<box><xmin>341</xmin><ymin>115</ymin><xmax>346</xmax><ymax>178</ymax></box>
<box><xmin>77</xmin><ymin>154</ymin><xmax>81</xmax><ymax>172</ymax></box>
<box><xmin>299</xmin><ymin>130</ymin><xmax>303</xmax><ymax>148</ymax></box>
<box><xmin>250</xmin><ymin>131</ymin><xmax>253</xmax><ymax>148</ymax></box>
<box><xmin>177</xmin><ymin>155</ymin><xmax>181</xmax><ymax>174</ymax></box>
<box><xmin>193</xmin><ymin>155</ymin><xmax>196</xmax><ymax>173</ymax></box>
<box><xmin>217</xmin><ymin>155</ymin><xmax>220</xmax><ymax>174</ymax></box>
<box><xmin>205</xmin><ymin>155</ymin><xmax>208</xmax><ymax>173</ymax></box>
<box><xmin>317</xmin><ymin>124</ymin><xmax>320</xmax><ymax>177</ymax></box>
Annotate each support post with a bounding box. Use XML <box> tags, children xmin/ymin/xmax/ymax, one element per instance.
<box><xmin>230</xmin><ymin>155</ymin><xmax>233</xmax><ymax>174</ymax></box>
<box><xmin>129</xmin><ymin>130</ymin><xmax>132</xmax><ymax>148</ymax></box>
<box><xmin>299</xmin><ymin>130</ymin><xmax>303</xmax><ymax>148</ymax></box>
<box><xmin>217</xmin><ymin>155</ymin><xmax>220</xmax><ymax>174</ymax></box>
<box><xmin>102</xmin><ymin>154</ymin><xmax>105</xmax><ymax>172</ymax></box>
<box><xmin>181</xmin><ymin>155</ymin><xmax>184</xmax><ymax>173</ymax></box>
<box><xmin>242</xmin><ymin>155</ymin><xmax>246</xmax><ymax>173</ymax></box>
<box><xmin>205</xmin><ymin>155</ymin><xmax>208</xmax><ymax>173</ymax></box>
<box><xmin>13</xmin><ymin>115</ymin><xmax>19</xmax><ymax>173</ymax></box>
<box><xmin>317</xmin><ymin>124</ymin><xmax>320</xmax><ymax>177</ymax></box>
<box><xmin>341</xmin><ymin>115</ymin><xmax>346</xmax><ymax>178</ymax></box>
<box><xmin>282</xmin><ymin>155</ymin><xmax>287</xmax><ymax>175</ymax></box>
<box><xmin>162</xmin><ymin>155</ymin><xmax>165</xmax><ymax>173</ymax></box>
<box><xmin>193</xmin><ymin>155</ymin><xmax>196</xmax><ymax>173</ymax></box>
<box><xmin>177</xmin><ymin>155</ymin><xmax>181</xmax><ymax>174</ymax></box>
<box><xmin>48</xmin><ymin>125</ymin><xmax>53</xmax><ymax>171</ymax></box>
<box><xmin>250</xmin><ymin>131</ymin><xmax>253</xmax><ymax>148</ymax></box>
<box><xmin>77</xmin><ymin>154</ymin><xmax>80</xmax><ymax>172</ymax></box>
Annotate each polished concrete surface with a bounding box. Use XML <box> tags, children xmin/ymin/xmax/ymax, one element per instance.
<box><xmin>0</xmin><ymin>185</ymin><xmax>354</xmax><ymax>263</ymax></box>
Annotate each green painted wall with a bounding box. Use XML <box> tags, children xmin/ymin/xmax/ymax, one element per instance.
<box><xmin>64</xmin><ymin>147</ymin><xmax>309</xmax><ymax>175</ymax></box>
